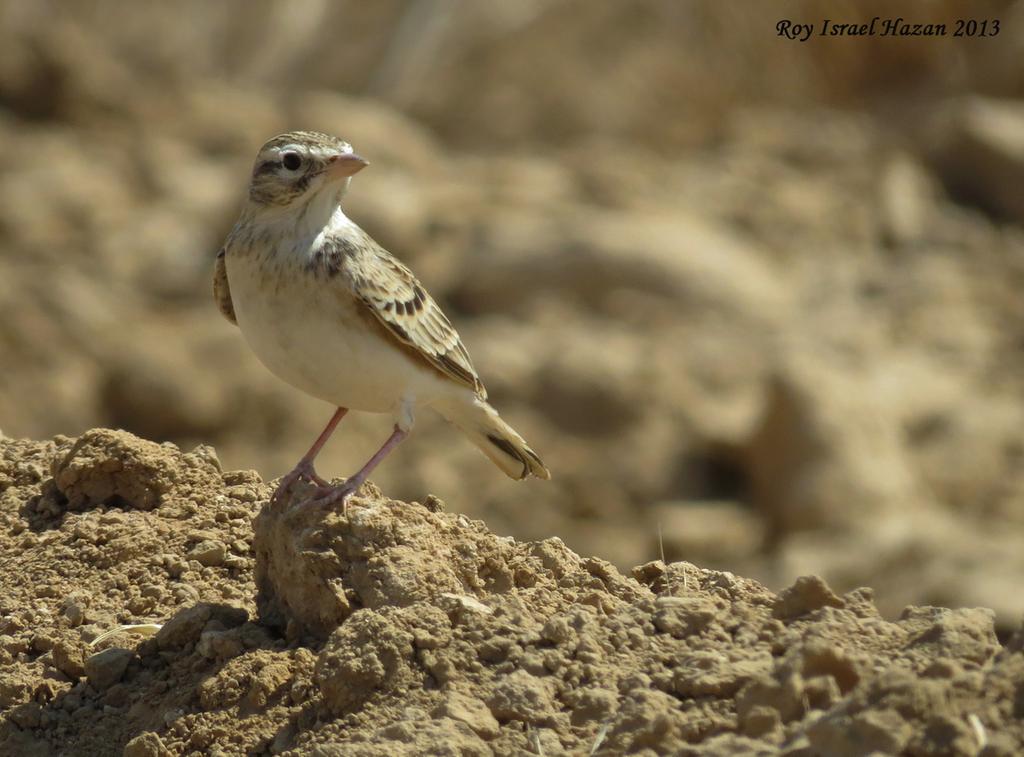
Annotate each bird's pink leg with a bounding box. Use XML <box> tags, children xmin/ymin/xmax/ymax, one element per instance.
<box><xmin>272</xmin><ymin>407</ymin><xmax>348</xmax><ymax>504</ymax></box>
<box><xmin>315</xmin><ymin>425</ymin><xmax>409</xmax><ymax>514</ymax></box>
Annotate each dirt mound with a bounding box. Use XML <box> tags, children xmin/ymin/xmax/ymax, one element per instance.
<box><xmin>1</xmin><ymin>429</ymin><xmax>1021</xmax><ymax>755</ymax></box>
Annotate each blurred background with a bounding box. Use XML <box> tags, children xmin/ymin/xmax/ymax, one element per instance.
<box><xmin>1</xmin><ymin>0</ymin><xmax>1023</xmax><ymax>631</ymax></box>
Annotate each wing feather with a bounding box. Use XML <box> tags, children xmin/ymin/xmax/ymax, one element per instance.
<box><xmin>213</xmin><ymin>248</ymin><xmax>237</xmax><ymax>325</ymax></box>
<box><xmin>347</xmin><ymin>247</ymin><xmax>484</xmax><ymax>397</ymax></box>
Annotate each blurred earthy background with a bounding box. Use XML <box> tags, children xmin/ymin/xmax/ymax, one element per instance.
<box><xmin>1</xmin><ymin>0</ymin><xmax>1023</xmax><ymax>630</ymax></box>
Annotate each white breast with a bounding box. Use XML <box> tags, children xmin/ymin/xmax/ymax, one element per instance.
<box><xmin>225</xmin><ymin>241</ymin><xmax>454</xmax><ymax>416</ymax></box>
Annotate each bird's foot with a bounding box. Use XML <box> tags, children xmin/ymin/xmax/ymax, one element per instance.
<box><xmin>308</xmin><ymin>477</ymin><xmax>364</xmax><ymax>515</ymax></box>
<box><xmin>271</xmin><ymin>459</ymin><xmax>330</xmax><ymax>505</ymax></box>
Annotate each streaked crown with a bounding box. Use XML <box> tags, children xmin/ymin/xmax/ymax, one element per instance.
<box><xmin>248</xmin><ymin>131</ymin><xmax>359</xmax><ymax>206</ymax></box>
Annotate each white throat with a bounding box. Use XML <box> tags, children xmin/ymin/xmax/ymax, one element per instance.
<box><xmin>253</xmin><ymin>179</ymin><xmax>353</xmax><ymax>240</ymax></box>
<box><xmin>298</xmin><ymin>180</ymin><xmax>353</xmax><ymax>238</ymax></box>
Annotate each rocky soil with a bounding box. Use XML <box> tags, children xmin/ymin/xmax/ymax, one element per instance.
<box><xmin>1</xmin><ymin>429</ymin><xmax>1022</xmax><ymax>756</ymax></box>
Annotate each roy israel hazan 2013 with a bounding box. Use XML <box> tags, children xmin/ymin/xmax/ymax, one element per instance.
<box><xmin>777</xmin><ymin>17</ymin><xmax>960</xmax><ymax>41</ymax></box>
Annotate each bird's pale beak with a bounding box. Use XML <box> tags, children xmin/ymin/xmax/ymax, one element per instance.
<box><xmin>327</xmin><ymin>153</ymin><xmax>369</xmax><ymax>178</ymax></box>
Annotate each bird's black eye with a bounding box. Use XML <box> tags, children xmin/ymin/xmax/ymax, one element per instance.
<box><xmin>281</xmin><ymin>152</ymin><xmax>302</xmax><ymax>171</ymax></box>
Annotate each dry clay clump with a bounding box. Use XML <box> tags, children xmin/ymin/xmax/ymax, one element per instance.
<box><xmin>48</xmin><ymin>428</ymin><xmax>223</xmax><ymax>512</ymax></box>
<box><xmin>253</xmin><ymin>483</ymin><xmax>643</xmax><ymax>641</ymax></box>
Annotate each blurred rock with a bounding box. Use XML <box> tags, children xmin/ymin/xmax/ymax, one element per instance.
<box><xmin>652</xmin><ymin>501</ymin><xmax>763</xmax><ymax>567</ymax></box>
<box><xmin>450</xmin><ymin>207</ymin><xmax>788</xmax><ymax>327</ymax></box>
<box><xmin>745</xmin><ymin>351</ymin><xmax>920</xmax><ymax>540</ymax></box>
<box><xmin>930</xmin><ymin>97</ymin><xmax>1024</xmax><ymax>222</ymax></box>
<box><xmin>909</xmin><ymin>397</ymin><xmax>1024</xmax><ymax>519</ymax></box>
<box><xmin>99</xmin><ymin>328</ymin><xmax>238</xmax><ymax>444</ymax></box>
<box><xmin>879</xmin><ymin>154</ymin><xmax>936</xmax><ymax>246</ymax></box>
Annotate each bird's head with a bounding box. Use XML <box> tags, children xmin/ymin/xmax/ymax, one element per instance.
<box><xmin>247</xmin><ymin>131</ymin><xmax>368</xmax><ymax>209</ymax></box>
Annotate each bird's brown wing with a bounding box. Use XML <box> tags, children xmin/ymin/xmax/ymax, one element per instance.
<box><xmin>347</xmin><ymin>247</ymin><xmax>485</xmax><ymax>398</ymax></box>
<box><xmin>213</xmin><ymin>248</ymin><xmax>237</xmax><ymax>325</ymax></box>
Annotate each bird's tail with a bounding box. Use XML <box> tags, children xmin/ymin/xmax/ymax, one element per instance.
<box><xmin>433</xmin><ymin>397</ymin><xmax>550</xmax><ymax>481</ymax></box>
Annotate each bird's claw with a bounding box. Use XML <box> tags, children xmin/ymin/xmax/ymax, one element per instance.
<box><xmin>307</xmin><ymin>478</ymin><xmax>362</xmax><ymax>515</ymax></box>
<box><xmin>271</xmin><ymin>460</ymin><xmax>330</xmax><ymax>505</ymax></box>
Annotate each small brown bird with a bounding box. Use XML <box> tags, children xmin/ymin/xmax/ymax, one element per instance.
<box><xmin>215</xmin><ymin>131</ymin><xmax>549</xmax><ymax>509</ymax></box>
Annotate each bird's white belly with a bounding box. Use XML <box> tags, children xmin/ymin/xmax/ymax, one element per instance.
<box><xmin>227</xmin><ymin>254</ymin><xmax>444</xmax><ymax>414</ymax></box>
